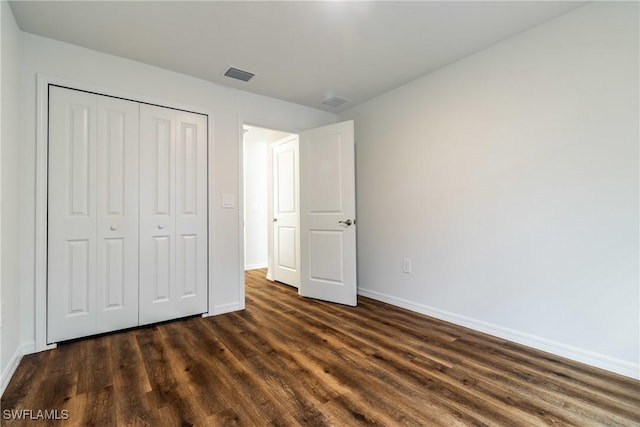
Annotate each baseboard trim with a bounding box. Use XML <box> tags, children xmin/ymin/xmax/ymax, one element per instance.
<box><xmin>20</xmin><ymin>340</ymin><xmax>36</xmax><ymax>355</ymax></box>
<box><xmin>244</xmin><ymin>264</ymin><xmax>268</xmax><ymax>271</ymax></box>
<box><xmin>358</xmin><ymin>287</ymin><xmax>639</xmax><ymax>380</ymax></box>
<box><xmin>1</xmin><ymin>345</ymin><xmax>23</xmax><ymax>397</ymax></box>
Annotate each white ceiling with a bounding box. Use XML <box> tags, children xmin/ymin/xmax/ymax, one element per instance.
<box><xmin>9</xmin><ymin>1</ymin><xmax>585</xmax><ymax>113</ymax></box>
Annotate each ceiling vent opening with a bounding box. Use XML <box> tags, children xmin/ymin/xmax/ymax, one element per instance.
<box><xmin>224</xmin><ymin>67</ymin><xmax>255</xmax><ymax>82</ymax></box>
<box><xmin>322</xmin><ymin>96</ymin><xmax>349</xmax><ymax>108</ymax></box>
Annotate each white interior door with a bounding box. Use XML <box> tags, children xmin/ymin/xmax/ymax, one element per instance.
<box><xmin>299</xmin><ymin>121</ymin><xmax>357</xmax><ymax>306</ymax></box>
<box><xmin>48</xmin><ymin>87</ymin><xmax>140</xmax><ymax>342</ymax></box>
<box><xmin>272</xmin><ymin>136</ymin><xmax>300</xmax><ymax>287</ymax></box>
<box><xmin>138</xmin><ymin>105</ymin><xmax>208</xmax><ymax>325</ymax></box>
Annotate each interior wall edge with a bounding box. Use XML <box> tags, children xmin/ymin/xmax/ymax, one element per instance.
<box><xmin>1</xmin><ymin>0</ymin><xmax>23</xmax><ymax>384</ymax></box>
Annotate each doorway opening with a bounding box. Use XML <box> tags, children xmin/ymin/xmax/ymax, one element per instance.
<box><xmin>243</xmin><ymin>125</ymin><xmax>300</xmax><ymax>288</ymax></box>
<box><xmin>241</xmin><ymin>120</ymin><xmax>357</xmax><ymax>306</ymax></box>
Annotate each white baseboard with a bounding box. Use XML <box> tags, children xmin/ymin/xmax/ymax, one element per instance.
<box><xmin>1</xmin><ymin>345</ymin><xmax>23</xmax><ymax>397</ymax></box>
<box><xmin>244</xmin><ymin>263</ymin><xmax>268</xmax><ymax>271</ymax></box>
<box><xmin>20</xmin><ymin>340</ymin><xmax>36</xmax><ymax>355</ymax></box>
<box><xmin>205</xmin><ymin>301</ymin><xmax>244</xmax><ymax>317</ymax></box>
<box><xmin>0</xmin><ymin>340</ymin><xmax>39</xmax><ymax>397</ymax></box>
<box><xmin>358</xmin><ymin>287</ymin><xmax>639</xmax><ymax>380</ymax></box>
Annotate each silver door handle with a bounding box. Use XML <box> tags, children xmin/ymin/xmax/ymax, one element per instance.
<box><xmin>110</xmin><ymin>225</ymin><xmax>117</xmax><ymax>231</ymax></box>
<box><xmin>158</xmin><ymin>224</ymin><xmax>164</xmax><ymax>230</ymax></box>
<box><xmin>338</xmin><ymin>219</ymin><xmax>353</xmax><ymax>226</ymax></box>
<box><xmin>273</xmin><ymin>218</ymin><xmax>278</xmax><ymax>222</ymax></box>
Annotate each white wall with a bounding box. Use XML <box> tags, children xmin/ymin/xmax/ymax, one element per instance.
<box><xmin>1</xmin><ymin>0</ymin><xmax>23</xmax><ymax>393</ymax></box>
<box><xmin>340</xmin><ymin>2</ymin><xmax>639</xmax><ymax>378</ymax></box>
<box><xmin>18</xmin><ymin>32</ymin><xmax>336</xmax><ymax>351</ymax></box>
<box><xmin>244</xmin><ymin>140</ymin><xmax>268</xmax><ymax>270</ymax></box>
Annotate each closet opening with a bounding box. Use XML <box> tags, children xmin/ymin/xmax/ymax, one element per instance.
<box><xmin>44</xmin><ymin>83</ymin><xmax>210</xmax><ymax>344</ymax></box>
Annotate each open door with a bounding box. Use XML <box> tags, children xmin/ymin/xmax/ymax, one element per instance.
<box><xmin>299</xmin><ymin>121</ymin><xmax>357</xmax><ymax>306</ymax></box>
<box><xmin>271</xmin><ymin>136</ymin><xmax>300</xmax><ymax>287</ymax></box>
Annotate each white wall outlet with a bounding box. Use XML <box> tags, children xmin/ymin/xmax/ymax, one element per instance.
<box><xmin>402</xmin><ymin>258</ymin><xmax>412</xmax><ymax>273</ymax></box>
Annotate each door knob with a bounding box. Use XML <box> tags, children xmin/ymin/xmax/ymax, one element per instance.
<box><xmin>338</xmin><ymin>219</ymin><xmax>353</xmax><ymax>226</ymax></box>
<box><xmin>158</xmin><ymin>224</ymin><xmax>164</xmax><ymax>230</ymax></box>
<box><xmin>110</xmin><ymin>225</ymin><xmax>117</xmax><ymax>231</ymax></box>
<box><xmin>273</xmin><ymin>218</ymin><xmax>278</xmax><ymax>223</ymax></box>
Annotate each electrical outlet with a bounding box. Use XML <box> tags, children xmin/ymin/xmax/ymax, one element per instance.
<box><xmin>402</xmin><ymin>258</ymin><xmax>412</xmax><ymax>273</ymax></box>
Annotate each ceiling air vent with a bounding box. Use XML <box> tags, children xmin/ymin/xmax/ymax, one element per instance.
<box><xmin>322</xmin><ymin>96</ymin><xmax>349</xmax><ymax>108</ymax></box>
<box><xmin>224</xmin><ymin>67</ymin><xmax>255</xmax><ymax>82</ymax></box>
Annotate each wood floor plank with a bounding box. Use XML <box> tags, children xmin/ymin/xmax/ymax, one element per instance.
<box><xmin>273</xmin><ymin>296</ymin><xmax>527</xmax><ymax>424</ymax></box>
<box><xmin>110</xmin><ymin>333</ymin><xmax>157</xmax><ymax>426</ymax></box>
<box><xmin>2</xmin><ymin>269</ymin><xmax>639</xmax><ymax>426</ymax></box>
<box><xmin>195</xmin><ymin>320</ymin><xmax>290</xmax><ymax>425</ymax></box>
<box><xmin>82</xmin><ymin>386</ymin><xmax>116</xmax><ymax>427</ymax></box>
<box><xmin>75</xmin><ymin>336</ymin><xmax>112</xmax><ymax>395</ymax></box>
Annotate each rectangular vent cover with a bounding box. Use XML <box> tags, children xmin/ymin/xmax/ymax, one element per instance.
<box><xmin>224</xmin><ymin>67</ymin><xmax>255</xmax><ymax>82</ymax></box>
<box><xmin>322</xmin><ymin>96</ymin><xmax>349</xmax><ymax>107</ymax></box>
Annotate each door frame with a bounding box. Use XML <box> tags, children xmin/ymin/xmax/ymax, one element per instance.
<box><xmin>239</xmin><ymin>122</ymin><xmax>298</xmax><ymax>291</ymax></box>
<box><xmin>34</xmin><ymin>74</ymin><xmax>215</xmax><ymax>352</ymax></box>
<box><xmin>240</xmin><ymin>121</ymin><xmax>357</xmax><ymax>304</ymax></box>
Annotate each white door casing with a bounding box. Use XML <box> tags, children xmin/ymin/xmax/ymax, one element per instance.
<box><xmin>48</xmin><ymin>87</ymin><xmax>140</xmax><ymax>342</ymax></box>
<box><xmin>138</xmin><ymin>105</ymin><xmax>208</xmax><ymax>325</ymax></box>
<box><xmin>271</xmin><ymin>136</ymin><xmax>300</xmax><ymax>287</ymax></box>
<box><xmin>299</xmin><ymin>121</ymin><xmax>357</xmax><ymax>306</ymax></box>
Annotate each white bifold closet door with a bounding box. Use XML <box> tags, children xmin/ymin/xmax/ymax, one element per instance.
<box><xmin>138</xmin><ymin>105</ymin><xmax>208</xmax><ymax>325</ymax></box>
<box><xmin>48</xmin><ymin>87</ymin><xmax>140</xmax><ymax>342</ymax></box>
<box><xmin>47</xmin><ymin>87</ymin><xmax>208</xmax><ymax>343</ymax></box>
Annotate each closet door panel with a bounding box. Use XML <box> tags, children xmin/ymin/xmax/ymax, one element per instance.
<box><xmin>95</xmin><ymin>95</ymin><xmax>140</xmax><ymax>333</ymax></box>
<box><xmin>175</xmin><ymin>112</ymin><xmax>208</xmax><ymax>313</ymax></box>
<box><xmin>48</xmin><ymin>88</ymin><xmax>141</xmax><ymax>342</ymax></box>
<box><xmin>139</xmin><ymin>106</ymin><xmax>208</xmax><ymax>324</ymax></box>
<box><xmin>48</xmin><ymin>87</ymin><xmax>99</xmax><ymax>342</ymax></box>
<box><xmin>139</xmin><ymin>104</ymin><xmax>178</xmax><ymax>324</ymax></box>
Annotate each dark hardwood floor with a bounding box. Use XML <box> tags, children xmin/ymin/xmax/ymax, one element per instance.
<box><xmin>2</xmin><ymin>269</ymin><xmax>639</xmax><ymax>426</ymax></box>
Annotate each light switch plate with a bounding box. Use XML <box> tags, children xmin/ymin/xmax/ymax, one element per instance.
<box><xmin>222</xmin><ymin>194</ymin><xmax>236</xmax><ymax>209</ymax></box>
